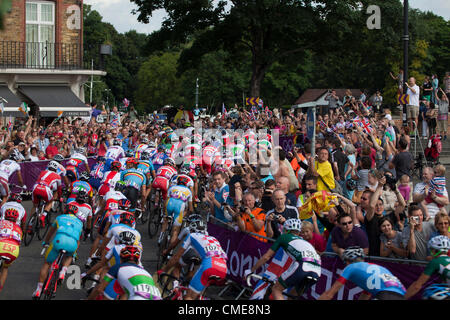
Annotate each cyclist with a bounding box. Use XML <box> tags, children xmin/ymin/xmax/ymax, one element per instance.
<box><xmin>152</xmin><ymin>157</ymin><xmax>177</xmax><ymax>204</ymax></box>
<box><xmin>53</xmin><ymin>154</ymin><xmax>70</xmax><ymax>187</ymax></box>
<box><xmin>160</xmin><ymin>175</ymin><xmax>194</xmax><ymax>249</ymax></box>
<box><xmin>67</xmin><ymin>171</ymin><xmax>93</xmax><ymax>205</ymax></box>
<box><xmin>134</xmin><ymin>137</ymin><xmax>150</xmax><ymax>159</ymax></box>
<box><xmin>95</xmin><ymin>161</ymin><xmax>123</xmax><ymax>217</ymax></box>
<box><xmin>30</xmin><ymin>161</ymin><xmax>62</xmax><ymax>227</ymax></box>
<box><xmin>137</xmin><ymin>150</ymin><xmax>156</xmax><ymax>209</ymax></box>
<box><xmin>404</xmin><ymin>235</ymin><xmax>450</xmax><ymax>299</ymax></box>
<box><xmin>85</xmin><ymin>199</ymin><xmax>132</xmax><ymax>269</ymax></box>
<box><xmin>104</xmin><ymin>139</ymin><xmax>126</xmax><ymax>172</ymax></box>
<box><xmin>170</xmin><ymin>167</ymin><xmax>194</xmax><ymax>195</ymax></box>
<box><xmin>66</xmin><ymin>147</ymin><xmax>90</xmax><ymax>182</ymax></box>
<box><xmin>68</xmin><ymin>190</ymin><xmax>93</xmax><ymax>238</ymax></box>
<box><xmin>89</xmin><ymin>156</ymin><xmax>107</xmax><ymax>192</ymax></box>
<box><xmin>158</xmin><ymin>218</ymin><xmax>227</xmax><ymax>300</ymax></box>
<box><xmin>84</xmin><ymin>226</ymin><xmax>142</xmax><ymax>300</ymax></box>
<box><xmin>0</xmin><ymin>193</ymin><xmax>27</xmax><ymax>234</ymax></box>
<box><xmin>0</xmin><ymin>205</ymin><xmax>24</xmax><ymax>292</ymax></box>
<box><xmin>32</xmin><ymin>204</ymin><xmax>83</xmax><ymax>299</ymax></box>
<box><xmin>88</xmin><ymin>245</ymin><xmax>160</xmax><ymax>300</ymax></box>
<box><xmin>120</xmin><ymin>158</ymin><xmax>147</xmax><ymax>211</ymax></box>
<box><xmin>318</xmin><ymin>246</ymin><xmax>406</xmax><ymax>300</ymax></box>
<box><xmin>246</xmin><ymin>218</ymin><xmax>321</xmax><ymax>300</ymax></box>
<box><xmin>201</xmin><ymin>142</ymin><xmax>220</xmax><ymax>175</ymax></box>
<box><xmin>0</xmin><ymin>152</ymin><xmax>25</xmax><ymax>205</ymax></box>
<box><xmin>151</xmin><ymin>145</ymin><xmax>169</xmax><ymax>172</ymax></box>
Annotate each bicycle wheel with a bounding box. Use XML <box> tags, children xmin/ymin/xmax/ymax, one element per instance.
<box><xmin>42</xmin><ymin>267</ymin><xmax>59</xmax><ymax>300</ymax></box>
<box><xmin>37</xmin><ymin>211</ymin><xmax>51</xmax><ymax>240</ymax></box>
<box><xmin>148</xmin><ymin>203</ymin><xmax>161</xmax><ymax>238</ymax></box>
<box><xmin>23</xmin><ymin>215</ymin><xmax>37</xmax><ymax>246</ymax></box>
<box><xmin>156</xmin><ymin>231</ymin><xmax>169</xmax><ymax>270</ymax></box>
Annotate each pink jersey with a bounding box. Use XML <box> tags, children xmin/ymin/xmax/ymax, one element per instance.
<box><xmin>156</xmin><ymin>165</ymin><xmax>177</xmax><ymax>180</ymax></box>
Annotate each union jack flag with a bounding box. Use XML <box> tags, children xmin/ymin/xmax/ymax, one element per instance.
<box><xmin>265</xmin><ymin>106</ymin><xmax>272</xmax><ymax>118</ymax></box>
<box><xmin>354</xmin><ymin>116</ymin><xmax>372</xmax><ymax>133</ymax></box>
<box><xmin>258</xmin><ymin>98</ymin><xmax>264</xmax><ymax>110</ymax></box>
<box><xmin>123</xmin><ymin>98</ymin><xmax>130</xmax><ymax>108</ymax></box>
<box><xmin>7</xmin><ymin>116</ymin><xmax>12</xmax><ymax>132</ymax></box>
<box><xmin>222</xmin><ymin>103</ymin><xmax>227</xmax><ymax>119</ymax></box>
<box><xmin>250</xmin><ymin>248</ymin><xmax>294</xmax><ymax>300</ymax></box>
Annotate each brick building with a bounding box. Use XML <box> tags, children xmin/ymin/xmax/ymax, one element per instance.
<box><xmin>0</xmin><ymin>0</ymin><xmax>105</xmax><ymax>118</ymax></box>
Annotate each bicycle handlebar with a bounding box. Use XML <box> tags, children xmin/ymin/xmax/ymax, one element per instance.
<box><xmin>246</xmin><ymin>273</ymin><xmax>272</xmax><ymax>287</ymax></box>
<box><xmin>40</xmin><ymin>245</ymin><xmax>49</xmax><ymax>256</ymax></box>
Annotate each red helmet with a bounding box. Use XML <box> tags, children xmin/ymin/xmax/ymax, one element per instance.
<box><xmin>4</xmin><ymin>208</ymin><xmax>19</xmax><ymax>223</ymax></box>
<box><xmin>126</xmin><ymin>158</ymin><xmax>138</xmax><ymax>166</ymax></box>
<box><xmin>119</xmin><ymin>199</ymin><xmax>132</xmax><ymax>210</ymax></box>
<box><xmin>111</xmin><ymin>161</ymin><xmax>122</xmax><ymax>171</ymax></box>
<box><xmin>119</xmin><ymin>212</ymin><xmax>135</xmax><ymax>226</ymax></box>
<box><xmin>64</xmin><ymin>203</ymin><xmax>79</xmax><ymax>215</ymax></box>
<box><xmin>120</xmin><ymin>245</ymin><xmax>141</xmax><ymax>262</ymax></box>
<box><xmin>8</xmin><ymin>193</ymin><xmax>22</xmax><ymax>203</ymax></box>
<box><xmin>176</xmin><ymin>175</ymin><xmax>190</xmax><ymax>186</ymax></box>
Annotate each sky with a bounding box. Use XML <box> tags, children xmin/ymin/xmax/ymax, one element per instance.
<box><xmin>84</xmin><ymin>0</ymin><xmax>450</xmax><ymax>35</ymax></box>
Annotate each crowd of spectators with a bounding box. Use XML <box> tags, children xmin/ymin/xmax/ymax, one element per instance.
<box><xmin>1</xmin><ymin>72</ymin><xmax>449</xmax><ymax>262</ymax></box>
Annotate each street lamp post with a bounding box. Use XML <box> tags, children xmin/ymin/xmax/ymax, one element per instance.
<box><xmin>195</xmin><ymin>78</ymin><xmax>199</xmax><ymax>108</ymax></box>
<box><xmin>402</xmin><ymin>0</ymin><xmax>409</xmax><ymax>127</ymax></box>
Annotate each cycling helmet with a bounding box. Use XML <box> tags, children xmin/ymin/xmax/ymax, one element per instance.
<box><xmin>148</xmin><ymin>142</ymin><xmax>156</xmax><ymax>148</ymax></box>
<box><xmin>157</xmin><ymin>145</ymin><xmax>165</xmax><ymax>152</ymax></box>
<box><xmin>283</xmin><ymin>218</ymin><xmax>302</xmax><ymax>233</ymax></box>
<box><xmin>126</xmin><ymin>157</ymin><xmax>138</xmax><ymax>165</ymax></box>
<box><xmin>78</xmin><ymin>171</ymin><xmax>90</xmax><ymax>181</ymax></box>
<box><xmin>115</xmin><ymin>181</ymin><xmax>126</xmax><ymax>192</ymax></box>
<box><xmin>119</xmin><ymin>199</ymin><xmax>132</xmax><ymax>210</ymax></box>
<box><xmin>119</xmin><ymin>212</ymin><xmax>135</xmax><ymax>226</ymax></box>
<box><xmin>126</xmin><ymin>150</ymin><xmax>135</xmax><ymax>158</ymax></box>
<box><xmin>189</xmin><ymin>219</ymin><xmax>207</xmax><ymax>234</ymax></box>
<box><xmin>342</xmin><ymin>246</ymin><xmax>366</xmax><ymax>262</ymax></box>
<box><xmin>4</xmin><ymin>208</ymin><xmax>19</xmax><ymax>223</ymax></box>
<box><xmin>176</xmin><ymin>175</ymin><xmax>190</xmax><ymax>186</ymax></box>
<box><xmin>345</xmin><ymin>178</ymin><xmax>357</xmax><ymax>191</ymax></box>
<box><xmin>76</xmin><ymin>189</ymin><xmax>88</xmax><ymax>203</ymax></box>
<box><xmin>428</xmin><ymin>235</ymin><xmax>450</xmax><ymax>255</ymax></box>
<box><xmin>9</xmin><ymin>149</ymin><xmax>23</xmax><ymax>162</ymax></box>
<box><xmin>140</xmin><ymin>152</ymin><xmax>150</xmax><ymax>161</ymax></box>
<box><xmin>180</xmin><ymin>167</ymin><xmax>190</xmax><ymax>175</ymax></box>
<box><xmin>47</xmin><ymin>160</ymin><xmax>59</xmax><ymax>172</ymax></box>
<box><xmin>120</xmin><ymin>245</ymin><xmax>141</xmax><ymax>262</ymax></box>
<box><xmin>96</xmin><ymin>156</ymin><xmax>105</xmax><ymax>163</ymax></box>
<box><xmin>163</xmin><ymin>158</ymin><xmax>175</xmax><ymax>167</ymax></box>
<box><xmin>53</xmin><ymin>154</ymin><xmax>65</xmax><ymax>163</ymax></box>
<box><xmin>8</xmin><ymin>193</ymin><xmax>22</xmax><ymax>203</ymax></box>
<box><xmin>111</xmin><ymin>161</ymin><xmax>122</xmax><ymax>171</ymax></box>
<box><xmin>118</xmin><ymin>230</ymin><xmax>137</xmax><ymax>245</ymax></box>
<box><xmin>77</xmin><ymin>147</ymin><xmax>86</xmax><ymax>155</ymax></box>
<box><xmin>113</xmin><ymin>139</ymin><xmax>121</xmax><ymax>146</ymax></box>
<box><xmin>422</xmin><ymin>284</ymin><xmax>450</xmax><ymax>300</ymax></box>
<box><xmin>141</xmin><ymin>138</ymin><xmax>149</xmax><ymax>144</ymax></box>
<box><xmin>64</xmin><ymin>203</ymin><xmax>79</xmax><ymax>215</ymax></box>
<box><xmin>186</xmin><ymin>214</ymin><xmax>203</xmax><ymax>224</ymax></box>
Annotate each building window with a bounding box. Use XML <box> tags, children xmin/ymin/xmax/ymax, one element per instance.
<box><xmin>25</xmin><ymin>1</ymin><xmax>55</xmax><ymax>67</ymax></box>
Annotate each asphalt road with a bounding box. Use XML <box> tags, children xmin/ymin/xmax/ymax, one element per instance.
<box><xmin>0</xmin><ymin>200</ymin><xmax>160</xmax><ymax>300</ymax></box>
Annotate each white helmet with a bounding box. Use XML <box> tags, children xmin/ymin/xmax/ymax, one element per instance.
<box><xmin>428</xmin><ymin>236</ymin><xmax>450</xmax><ymax>253</ymax></box>
<box><xmin>47</xmin><ymin>160</ymin><xmax>59</xmax><ymax>172</ymax></box>
<box><xmin>342</xmin><ymin>246</ymin><xmax>366</xmax><ymax>262</ymax></box>
<box><xmin>283</xmin><ymin>218</ymin><xmax>302</xmax><ymax>233</ymax></box>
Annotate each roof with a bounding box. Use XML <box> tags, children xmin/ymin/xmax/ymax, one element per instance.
<box><xmin>293</xmin><ymin>88</ymin><xmax>362</xmax><ymax>105</ymax></box>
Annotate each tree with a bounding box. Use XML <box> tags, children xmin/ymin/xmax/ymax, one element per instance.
<box><xmin>135</xmin><ymin>51</ymin><xmax>184</xmax><ymax>111</ymax></box>
<box><xmin>131</xmin><ymin>0</ymin><xmax>367</xmax><ymax>98</ymax></box>
<box><xmin>0</xmin><ymin>0</ymin><xmax>11</xmax><ymax>30</ymax></box>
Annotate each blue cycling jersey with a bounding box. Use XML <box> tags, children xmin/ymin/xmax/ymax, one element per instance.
<box><xmin>338</xmin><ymin>262</ymin><xmax>406</xmax><ymax>296</ymax></box>
<box><xmin>120</xmin><ymin>169</ymin><xmax>147</xmax><ymax>190</ymax></box>
<box><xmin>137</xmin><ymin>160</ymin><xmax>155</xmax><ymax>176</ymax></box>
<box><xmin>52</xmin><ymin>214</ymin><xmax>83</xmax><ymax>241</ymax></box>
<box><xmin>151</xmin><ymin>152</ymin><xmax>168</xmax><ymax>172</ymax></box>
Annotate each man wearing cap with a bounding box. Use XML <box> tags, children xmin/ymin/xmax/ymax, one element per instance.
<box><xmin>36</xmin><ymin>131</ymin><xmax>49</xmax><ymax>153</ymax></box>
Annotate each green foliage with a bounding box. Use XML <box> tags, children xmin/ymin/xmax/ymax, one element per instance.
<box><xmin>0</xmin><ymin>0</ymin><xmax>11</xmax><ymax>30</ymax></box>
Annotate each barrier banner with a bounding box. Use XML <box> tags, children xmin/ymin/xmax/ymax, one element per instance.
<box><xmin>10</xmin><ymin>158</ymin><xmax>97</xmax><ymax>190</ymax></box>
<box><xmin>208</xmin><ymin>222</ymin><xmax>438</xmax><ymax>300</ymax></box>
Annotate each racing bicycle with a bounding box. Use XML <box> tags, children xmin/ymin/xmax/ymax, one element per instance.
<box><xmin>23</xmin><ymin>198</ymin><xmax>52</xmax><ymax>246</ymax></box>
<box><xmin>36</xmin><ymin>247</ymin><xmax>66</xmax><ymax>300</ymax></box>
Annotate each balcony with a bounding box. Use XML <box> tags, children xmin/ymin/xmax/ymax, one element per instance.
<box><xmin>0</xmin><ymin>41</ymin><xmax>84</xmax><ymax>70</ymax></box>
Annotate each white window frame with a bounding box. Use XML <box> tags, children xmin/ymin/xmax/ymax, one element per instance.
<box><xmin>25</xmin><ymin>1</ymin><xmax>55</xmax><ymax>67</ymax></box>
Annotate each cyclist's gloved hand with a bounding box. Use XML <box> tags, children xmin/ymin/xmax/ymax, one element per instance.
<box><xmin>41</xmin><ymin>241</ymin><xmax>49</xmax><ymax>248</ymax></box>
<box><xmin>243</xmin><ymin>269</ymin><xmax>252</xmax><ymax>279</ymax></box>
